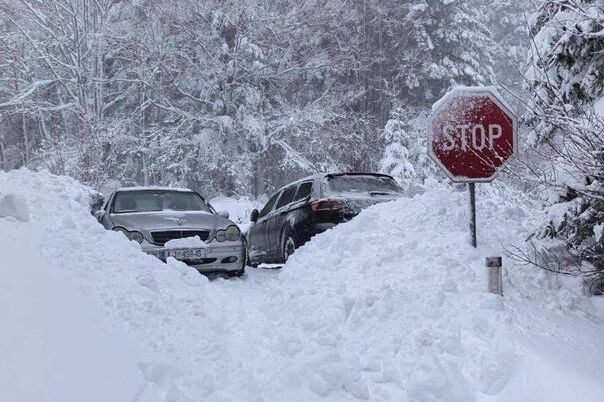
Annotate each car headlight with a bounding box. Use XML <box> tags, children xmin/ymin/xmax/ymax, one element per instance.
<box><xmin>214</xmin><ymin>225</ymin><xmax>241</xmax><ymax>242</ymax></box>
<box><xmin>225</xmin><ymin>225</ymin><xmax>241</xmax><ymax>241</ymax></box>
<box><xmin>215</xmin><ymin>229</ymin><xmax>227</xmax><ymax>242</ymax></box>
<box><xmin>112</xmin><ymin>227</ymin><xmax>144</xmax><ymax>243</ymax></box>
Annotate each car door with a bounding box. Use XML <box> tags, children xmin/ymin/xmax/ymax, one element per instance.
<box><xmin>248</xmin><ymin>191</ymin><xmax>280</xmax><ymax>262</ymax></box>
<box><xmin>267</xmin><ymin>186</ymin><xmax>296</xmax><ymax>259</ymax></box>
<box><xmin>98</xmin><ymin>192</ymin><xmax>115</xmax><ymax>229</ymax></box>
<box><xmin>288</xmin><ymin>181</ymin><xmax>314</xmax><ymax>238</ymax></box>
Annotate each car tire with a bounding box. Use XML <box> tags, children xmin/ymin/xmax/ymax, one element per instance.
<box><xmin>245</xmin><ymin>248</ymin><xmax>259</xmax><ymax>268</ymax></box>
<box><xmin>243</xmin><ymin>237</ymin><xmax>259</xmax><ymax>268</ymax></box>
<box><xmin>281</xmin><ymin>229</ymin><xmax>297</xmax><ymax>263</ymax></box>
<box><xmin>229</xmin><ymin>267</ymin><xmax>245</xmax><ymax>277</ymax></box>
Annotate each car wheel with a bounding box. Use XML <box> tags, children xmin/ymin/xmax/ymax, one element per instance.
<box><xmin>245</xmin><ymin>249</ymin><xmax>259</xmax><ymax>268</ymax></box>
<box><xmin>228</xmin><ymin>267</ymin><xmax>245</xmax><ymax>277</ymax></box>
<box><xmin>243</xmin><ymin>237</ymin><xmax>259</xmax><ymax>268</ymax></box>
<box><xmin>281</xmin><ymin>230</ymin><xmax>297</xmax><ymax>263</ymax></box>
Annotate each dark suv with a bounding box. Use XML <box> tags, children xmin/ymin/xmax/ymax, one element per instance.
<box><xmin>246</xmin><ymin>173</ymin><xmax>403</xmax><ymax>265</ymax></box>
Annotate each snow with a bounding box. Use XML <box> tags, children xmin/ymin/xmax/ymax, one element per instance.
<box><xmin>595</xmin><ymin>96</ymin><xmax>604</xmax><ymax>117</ymax></box>
<box><xmin>0</xmin><ymin>194</ymin><xmax>30</xmax><ymax>221</ymax></box>
<box><xmin>116</xmin><ymin>186</ymin><xmax>194</xmax><ymax>193</ymax></box>
<box><xmin>2</xmin><ymin>168</ymin><xmax>604</xmax><ymax>401</ymax></box>
<box><xmin>0</xmin><ymin>176</ymin><xmax>145</xmax><ymax>401</ymax></box>
<box><xmin>210</xmin><ymin>195</ymin><xmax>261</xmax><ymax>234</ymax></box>
<box><xmin>431</xmin><ymin>85</ymin><xmax>514</xmax><ymax>115</ymax></box>
<box><xmin>164</xmin><ymin>235</ymin><xmax>207</xmax><ymax>249</ymax></box>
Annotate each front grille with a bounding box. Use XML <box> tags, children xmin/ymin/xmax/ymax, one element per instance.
<box><xmin>151</xmin><ymin>230</ymin><xmax>210</xmax><ymax>246</ymax></box>
<box><xmin>181</xmin><ymin>258</ymin><xmax>217</xmax><ymax>265</ymax></box>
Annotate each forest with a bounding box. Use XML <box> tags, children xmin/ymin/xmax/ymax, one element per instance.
<box><xmin>0</xmin><ymin>0</ymin><xmax>536</xmax><ymax>194</ymax></box>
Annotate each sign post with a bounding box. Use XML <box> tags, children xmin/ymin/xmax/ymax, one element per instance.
<box><xmin>429</xmin><ymin>87</ymin><xmax>517</xmax><ymax>247</ymax></box>
<box><xmin>468</xmin><ymin>182</ymin><xmax>477</xmax><ymax>248</ymax></box>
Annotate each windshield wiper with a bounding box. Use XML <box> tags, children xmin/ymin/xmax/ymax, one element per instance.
<box><xmin>369</xmin><ymin>191</ymin><xmax>394</xmax><ymax>196</ymax></box>
<box><xmin>115</xmin><ymin>209</ymin><xmax>162</xmax><ymax>213</ymax></box>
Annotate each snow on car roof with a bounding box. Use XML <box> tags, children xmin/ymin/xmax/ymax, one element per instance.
<box><xmin>115</xmin><ymin>186</ymin><xmax>194</xmax><ymax>193</ymax></box>
<box><xmin>275</xmin><ymin>172</ymin><xmax>395</xmax><ymax>192</ymax></box>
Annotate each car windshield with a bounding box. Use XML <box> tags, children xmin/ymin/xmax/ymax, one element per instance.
<box><xmin>325</xmin><ymin>175</ymin><xmax>402</xmax><ymax>195</ymax></box>
<box><xmin>112</xmin><ymin>190</ymin><xmax>213</xmax><ymax>214</ymax></box>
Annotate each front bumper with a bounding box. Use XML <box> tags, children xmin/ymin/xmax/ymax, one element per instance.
<box><xmin>143</xmin><ymin>242</ymin><xmax>245</xmax><ymax>273</ymax></box>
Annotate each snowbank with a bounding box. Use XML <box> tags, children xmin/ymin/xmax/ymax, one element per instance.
<box><xmin>0</xmin><ymin>173</ymin><xmax>144</xmax><ymax>401</ymax></box>
<box><xmin>276</xmin><ymin>180</ymin><xmax>604</xmax><ymax>401</ymax></box>
<box><xmin>1</xmin><ymin>169</ymin><xmax>603</xmax><ymax>401</ymax></box>
<box><xmin>0</xmin><ymin>169</ymin><xmax>222</xmax><ymax>401</ymax></box>
<box><xmin>0</xmin><ymin>193</ymin><xmax>30</xmax><ymax>221</ymax></box>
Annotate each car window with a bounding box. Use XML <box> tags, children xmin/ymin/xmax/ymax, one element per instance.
<box><xmin>324</xmin><ymin>175</ymin><xmax>402</xmax><ymax>195</ymax></box>
<box><xmin>259</xmin><ymin>191</ymin><xmax>280</xmax><ymax>218</ymax></box>
<box><xmin>103</xmin><ymin>196</ymin><xmax>111</xmax><ymax>211</ymax></box>
<box><xmin>112</xmin><ymin>190</ymin><xmax>213</xmax><ymax>214</ymax></box>
<box><xmin>276</xmin><ymin>186</ymin><xmax>296</xmax><ymax>209</ymax></box>
<box><xmin>294</xmin><ymin>181</ymin><xmax>313</xmax><ymax>201</ymax></box>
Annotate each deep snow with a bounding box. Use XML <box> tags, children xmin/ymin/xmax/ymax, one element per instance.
<box><xmin>0</xmin><ymin>184</ymin><xmax>145</xmax><ymax>401</ymax></box>
<box><xmin>1</xmin><ymin>169</ymin><xmax>603</xmax><ymax>401</ymax></box>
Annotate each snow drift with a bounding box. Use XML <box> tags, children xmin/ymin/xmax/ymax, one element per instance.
<box><xmin>276</xmin><ymin>180</ymin><xmax>604</xmax><ymax>401</ymax></box>
<box><xmin>1</xmin><ymin>169</ymin><xmax>603</xmax><ymax>401</ymax></box>
<box><xmin>0</xmin><ymin>173</ymin><xmax>144</xmax><ymax>401</ymax></box>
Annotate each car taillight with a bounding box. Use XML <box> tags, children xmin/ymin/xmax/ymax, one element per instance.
<box><xmin>310</xmin><ymin>199</ymin><xmax>345</xmax><ymax>212</ymax></box>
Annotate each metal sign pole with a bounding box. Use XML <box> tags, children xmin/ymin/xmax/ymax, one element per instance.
<box><xmin>468</xmin><ymin>182</ymin><xmax>477</xmax><ymax>248</ymax></box>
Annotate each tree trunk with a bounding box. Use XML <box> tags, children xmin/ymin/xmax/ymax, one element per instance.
<box><xmin>253</xmin><ymin>153</ymin><xmax>266</xmax><ymax>198</ymax></box>
<box><xmin>22</xmin><ymin>111</ymin><xmax>30</xmax><ymax>165</ymax></box>
<box><xmin>0</xmin><ymin>136</ymin><xmax>6</xmax><ymax>170</ymax></box>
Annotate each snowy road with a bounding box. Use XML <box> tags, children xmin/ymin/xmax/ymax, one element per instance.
<box><xmin>2</xmin><ymin>170</ymin><xmax>604</xmax><ymax>402</ymax></box>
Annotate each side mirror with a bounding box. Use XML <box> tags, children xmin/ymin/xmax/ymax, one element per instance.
<box><xmin>250</xmin><ymin>209</ymin><xmax>259</xmax><ymax>223</ymax></box>
<box><xmin>94</xmin><ymin>210</ymin><xmax>104</xmax><ymax>222</ymax></box>
<box><xmin>217</xmin><ymin>210</ymin><xmax>230</xmax><ymax>219</ymax></box>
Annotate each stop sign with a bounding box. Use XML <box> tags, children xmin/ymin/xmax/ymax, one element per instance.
<box><xmin>429</xmin><ymin>87</ymin><xmax>517</xmax><ymax>182</ymax></box>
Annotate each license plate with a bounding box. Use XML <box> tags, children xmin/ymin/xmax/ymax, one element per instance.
<box><xmin>166</xmin><ymin>248</ymin><xmax>206</xmax><ymax>260</ymax></box>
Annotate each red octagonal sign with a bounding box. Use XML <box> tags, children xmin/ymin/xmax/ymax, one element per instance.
<box><xmin>429</xmin><ymin>87</ymin><xmax>517</xmax><ymax>182</ymax></box>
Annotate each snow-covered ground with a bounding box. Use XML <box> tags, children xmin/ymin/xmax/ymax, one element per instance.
<box><xmin>1</xmin><ymin>169</ymin><xmax>603</xmax><ymax>401</ymax></box>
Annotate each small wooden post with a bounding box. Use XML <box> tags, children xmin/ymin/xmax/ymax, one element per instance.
<box><xmin>468</xmin><ymin>183</ymin><xmax>477</xmax><ymax>248</ymax></box>
<box><xmin>486</xmin><ymin>256</ymin><xmax>503</xmax><ymax>296</ymax></box>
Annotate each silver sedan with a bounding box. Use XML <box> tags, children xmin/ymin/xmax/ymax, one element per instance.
<box><xmin>95</xmin><ymin>187</ymin><xmax>245</xmax><ymax>276</ymax></box>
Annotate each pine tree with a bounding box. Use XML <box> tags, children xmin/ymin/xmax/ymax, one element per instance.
<box><xmin>472</xmin><ymin>0</ymin><xmax>539</xmax><ymax>94</ymax></box>
<box><xmin>396</xmin><ymin>0</ymin><xmax>496</xmax><ymax>106</ymax></box>
<box><xmin>526</xmin><ymin>0</ymin><xmax>604</xmax><ymax>292</ymax></box>
<box><xmin>378</xmin><ymin>107</ymin><xmax>435</xmax><ymax>186</ymax></box>
<box><xmin>527</xmin><ymin>0</ymin><xmax>604</xmax><ymax>143</ymax></box>
<box><xmin>379</xmin><ymin>107</ymin><xmax>415</xmax><ymax>182</ymax></box>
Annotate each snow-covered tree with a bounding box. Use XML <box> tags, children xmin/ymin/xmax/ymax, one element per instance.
<box><xmin>379</xmin><ymin>108</ymin><xmax>415</xmax><ymax>181</ymax></box>
<box><xmin>525</xmin><ymin>0</ymin><xmax>604</xmax><ymax>289</ymax></box>
<box><xmin>0</xmin><ymin>0</ymin><xmax>498</xmax><ymax>197</ymax></box>
<box><xmin>472</xmin><ymin>0</ymin><xmax>539</xmax><ymax>93</ymax></box>
<box><xmin>379</xmin><ymin>107</ymin><xmax>435</xmax><ymax>185</ymax></box>
<box><xmin>396</xmin><ymin>0</ymin><xmax>496</xmax><ymax>106</ymax></box>
<box><xmin>527</xmin><ymin>0</ymin><xmax>604</xmax><ymax>143</ymax></box>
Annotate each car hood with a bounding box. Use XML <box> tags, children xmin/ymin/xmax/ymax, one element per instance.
<box><xmin>109</xmin><ymin>211</ymin><xmax>232</xmax><ymax>232</ymax></box>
